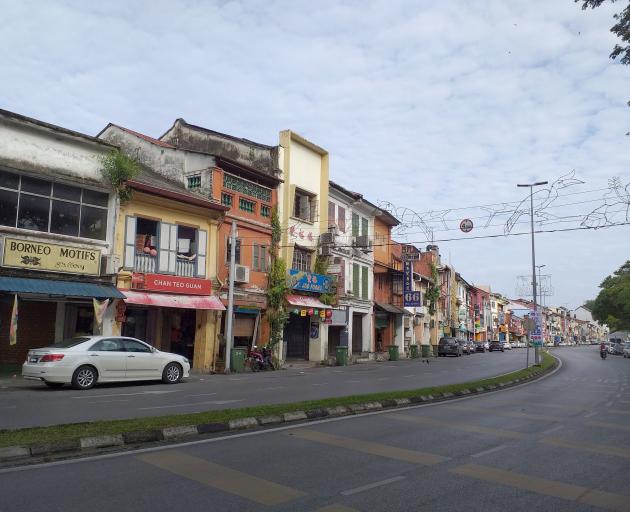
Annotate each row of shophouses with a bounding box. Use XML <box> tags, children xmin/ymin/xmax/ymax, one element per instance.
<box><xmin>0</xmin><ymin>109</ymin><xmax>608</xmax><ymax>371</ymax></box>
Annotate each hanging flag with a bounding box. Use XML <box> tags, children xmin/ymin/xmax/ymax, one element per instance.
<box><xmin>93</xmin><ymin>298</ymin><xmax>110</xmax><ymax>331</ymax></box>
<box><xmin>9</xmin><ymin>294</ymin><xmax>18</xmax><ymax>346</ymax></box>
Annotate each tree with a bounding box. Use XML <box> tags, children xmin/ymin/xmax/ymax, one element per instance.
<box><xmin>577</xmin><ymin>1</ymin><xmax>630</xmax><ymax>65</ymax></box>
<box><xmin>589</xmin><ymin>260</ymin><xmax>630</xmax><ymax>331</ymax></box>
<box><xmin>266</xmin><ymin>207</ymin><xmax>289</xmax><ymax>353</ymax></box>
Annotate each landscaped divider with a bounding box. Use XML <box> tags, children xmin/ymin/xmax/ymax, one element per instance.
<box><xmin>0</xmin><ymin>352</ymin><xmax>557</xmax><ymax>464</ymax></box>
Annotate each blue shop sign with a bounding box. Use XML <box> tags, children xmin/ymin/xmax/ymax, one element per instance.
<box><xmin>289</xmin><ymin>270</ymin><xmax>332</xmax><ymax>293</ymax></box>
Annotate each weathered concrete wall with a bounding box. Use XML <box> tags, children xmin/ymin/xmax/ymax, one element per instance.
<box><xmin>161</xmin><ymin>121</ymin><xmax>278</xmax><ymax>178</ymax></box>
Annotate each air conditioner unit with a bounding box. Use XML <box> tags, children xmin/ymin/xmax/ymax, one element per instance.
<box><xmin>319</xmin><ymin>245</ymin><xmax>332</xmax><ymax>257</ymax></box>
<box><xmin>353</xmin><ymin>234</ymin><xmax>369</xmax><ymax>248</ymax></box>
<box><xmin>233</xmin><ymin>264</ymin><xmax>250</xmax><ymax>283</ymax></box>
<box><xmin>320</xmin><ymin>232</ymin><xmax>335</xmax><ymax>245</ymax></box>
<box><xmin>101</xmin><ymin>254</ymin><xmax>121</xmax><ymax>275</ymax></box>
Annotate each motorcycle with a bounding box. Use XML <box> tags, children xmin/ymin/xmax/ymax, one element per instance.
<box><xmin>248</xmin><ymin>345</ymin><xmax>275</xmax><ymax>371</ymax></box>
<box><xmin>600</xmin><ymin>349</ymin><xmax>607</xmax><ymax>359</ymax></box>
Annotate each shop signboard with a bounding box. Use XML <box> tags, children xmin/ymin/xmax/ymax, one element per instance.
<box><xmin>2</xmin><ymin>237</ymin><xmax>101</xmax><ymax>276</ymax></box>
<box><xmin>288</xmin><ymin>270</ymin><xmax>332</xmax><ymax>293</ymax></box>
<box><xmin>132</xmin><ymin>273</ymin><xmax>212</xmax><ymax>295</ymax></box>
<box><xmin>403</xmin><ymin>260</ymin><xmax>421</xmax><ymax>307</ymax></box>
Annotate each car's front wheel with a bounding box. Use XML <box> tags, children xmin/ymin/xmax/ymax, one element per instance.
<box><xmin>71</xmin><ymin>366</ymin><xmax>97</xmax><ymax>390</ymax></box>
<box><xmin>162</xmin><ymin>362</ymin><xmax>183</xmax><ymax>384</ymax></box>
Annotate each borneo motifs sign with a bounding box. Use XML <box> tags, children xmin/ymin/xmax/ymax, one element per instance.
<box><xmin>2</xmin><ymin>238</ymin><xmax>101</xmax><ymax>276</ymax></box>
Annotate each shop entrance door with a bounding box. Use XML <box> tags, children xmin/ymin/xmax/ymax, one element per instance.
<box><xmin>284</xmin><ymin>314</ymin><xmax>309</xmax><ymax>360</ymax></box>
<box><xmin>352</xmin><ymin>313</ymin><xmax>363</xmax><ymax>354</ymax></box>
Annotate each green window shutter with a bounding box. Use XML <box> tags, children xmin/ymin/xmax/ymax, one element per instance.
<box><xmin>361</xmin><ymin>266</ymin><xmax>368</xmax><ymax>300</ymax></box>
<box><xmin>353</xmin><ymin>263</ymin><xmax>360</xmax><ymax>296</ymax></box>
<box><xmin>361</xmin><ymin>217</ymin><xmax>368</xmax><ymax>237</ymax></box>
<box><xmin>261</xmin><ymin>246</ymin><xmax>267</xmax><ymax>272</ymax></box>
<box><xmin>253</xmin><ymin>244</ymin><xmax>259</xmax><ymax>271</ymax></box>
<box><xmin>352</xmin><ymin>213</ymin><xmax>359</xmax><ymax>236</ymax></box>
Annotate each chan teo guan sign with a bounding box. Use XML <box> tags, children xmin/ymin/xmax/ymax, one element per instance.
<box><xmin>2</xmin><ymin>237</ymin><xmax>101</xmax><ymax>276</ymax></box>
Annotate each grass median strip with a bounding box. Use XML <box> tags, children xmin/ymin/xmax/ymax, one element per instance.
<box><xmin>0</xmin><ymin>352</ymin><xmax>555</xmax><ymax>450</ymax></box>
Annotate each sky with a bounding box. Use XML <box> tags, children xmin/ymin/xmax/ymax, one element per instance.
<box><xmin>1</xmin><ymin>0</ymin><xmax>628</xmax><ymax>310</ymax></box>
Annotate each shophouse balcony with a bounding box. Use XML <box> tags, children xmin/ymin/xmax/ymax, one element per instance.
<box><xmin>175</xmin><ymin>258</ymin><xmax>195</xmax><ymax>277</ymax></box>
<box><xmin>135</xmin><ymin>252</ymin><xmax>157</xmax><ymax>273</ymax></box>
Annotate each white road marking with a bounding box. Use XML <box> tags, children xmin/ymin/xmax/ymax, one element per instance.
<box><xmin>138</xmin><ymin>399</ymin><xmax>243</xmax><ymax>410</ymax></box>
<box><xmin>341</xmin><ymin>476</ymin><xmax>406</xmax><ymax>496</ymax></box>
<box><xmin>403</xmin><ymin>375</ymin><xmax>415</xmax><ymax>378</ymax></box>
<box><xmin>540</xmin><ymin>425</ymin><xmax>564</xmax><ymax>435</ymax></box>
<box><xmin>263</xmin><ymin>386</ymin><xmax>284</xmax><ymax>391</ymax></box>
<box><xmin>87</xmin><ymin>399</ymin><xmax>131</xmax><ymax>404</ymax></box>
<box><xmin>471</xmin><ymin>445</ymin><xmax>507</xmax><ymax>458</ymax></box>
<box><xmin>71</xmin><ymin>390</ymin><xmax>179</xmax><ymax>399</ymax></box>
<box><xmin>312</xmin><ymin>383</ymin><xmax>327</xmax><ymax>386</ymax></box>
<box><xmin>188</xmin><ymin>393</ymin><xmax>218</xmax><ymax>397</ymax></box>
<box><xmin>345</xmin><ymin>380</ymin><xmax>361</xmax><ymax>383</ymax></box>
<box><xmin>0</xmin><ymin>405</ymin><xmax>17</xmax><ymax>409</ymax></box>
<box><xmin>377</xmin><ymin>378</ymin><xmax>389</xmax><ymax>381</ymax></box>
<box><xmin>584</xmin><ymin>412</ymin><xmax>598</xmax><ymax>418</ymax></box>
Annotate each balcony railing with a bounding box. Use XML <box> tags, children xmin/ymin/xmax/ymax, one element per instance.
<box><xmin>134</xmin><ymin>253</ymin><xmax>196</xmax><ymax>277</ymax></box>
<box><xmin>176</xmin><ymin>259</ymin><xmax>195</xmax><ymax>277</ymax></box>
<box><xmin>135</xmin><ymin>252</ymin><xmax>157</xmax><ymax>273</ymax></box>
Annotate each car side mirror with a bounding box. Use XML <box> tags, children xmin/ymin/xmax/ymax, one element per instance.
<box><xmin>151</xmin><ymin>347</ymin><xmax>157</xmax><ymax>353</ymax></box>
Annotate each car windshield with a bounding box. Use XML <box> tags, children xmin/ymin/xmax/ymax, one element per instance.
<box><xmin>52</xmin><ymin>337</ymin><xmax>91</xmax><ymax>348</ymax></box>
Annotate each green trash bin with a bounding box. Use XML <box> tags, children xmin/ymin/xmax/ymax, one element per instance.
<box><xmin>336</xmin><ymin>346</ymin><xmax>348</xmax><ymax>366</ymax></box>
<box><xmin>387</xmin><ymin>345</ymin><xmax>399</xmax><ymax>361</ymax></box>
<box><xmin>421</xmin><ymin>344</ymin><xmax>430</xmax><ymax>358</ymax></box>
<box><xmin>231</xmin><ymin>347</ymin><xmax>247</xmax><ymax>373</ymax></box>
<box><xmin>410</xmin><ymin>344</ymin><xmax>419</xmax><ymax>359</ymax></box>
<box><xmin>432</xmin><ymin>345</ymin><xmax>439</xmax><ymax>357</ymax></box>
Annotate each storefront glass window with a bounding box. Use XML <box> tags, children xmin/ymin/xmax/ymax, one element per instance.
<box><xmin>0</xmin><ymin>189</ymin><xmax>18</xmax><ymax>226</ymax></box>
<box><xmin>80</xmin><ymin>205</ymin><xmax>107</xmax><ymax>240</ymax></box>
<box><xmin>0</xmin><ymin>171</ymin><xmax>109</xmax><ymax>240</ymax></box>
<box><xmin>51</xmin><ymin>200</ymin><xmax>80</xmax><ymax>236</ymax></box>
<box><xmin>18</xmin><ymin>194</ymin><xmax>49</xmax><ymax>231</ymax></box>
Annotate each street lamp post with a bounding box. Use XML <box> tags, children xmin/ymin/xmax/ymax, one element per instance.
<box><xmin>536</xmin><ymin>264</ymin><xmax>546</xmax><ymax>345</ymax></box>
<box><xmin>518</xmin><ymin>181</ymin><xmax>548</xmax><ymax>366</ymax></box>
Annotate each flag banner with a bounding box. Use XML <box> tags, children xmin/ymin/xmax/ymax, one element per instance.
<box><xmin>93</xmin><ymin>298</ymin><xmax>110</xmax><ymax>329</ymax></box>
<box><xmin>9</xmin><ymin>294</ymin><xmax>18</xmax><ymax>346</ymax></box>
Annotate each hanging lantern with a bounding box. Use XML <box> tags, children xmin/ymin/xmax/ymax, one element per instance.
<box><xmin>300</xmin><ymin>309</ymin><xmax>307</xmax><ymax>317</ymax></box>
<box><xmin>326</xmin><ymin>309</ymin><xmax>333</xmax><ymax>318</ymax></box>
<box><xmin>308</xmin><ymin>308</ymin><xmax>314</xmax><ymax>316</ymax></box>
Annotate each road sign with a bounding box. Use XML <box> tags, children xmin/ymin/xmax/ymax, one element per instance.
<box><xmin>460</xmin><ymin>219</ymin><xmax>473</xmax><ymax>233</ymax></box>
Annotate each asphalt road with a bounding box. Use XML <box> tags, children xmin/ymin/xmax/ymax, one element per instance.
<box><xmin>1</xmin><ymin>346</ymin><xmax>629</xmax><ymax>512</ymax></box>
<box><xmin>1</xmin><ymin>349</ymin><xmax>530</xmax><ymax>429</ymax></box>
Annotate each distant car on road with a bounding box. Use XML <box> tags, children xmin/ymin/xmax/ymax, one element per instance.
<box><xmin>503</xmin><ymin>341</ymin><xmax>512</xmax><ymax>350</ymax></box>
<box><xmin>612</xmin><ymin>342</ymin><xmax>625</xmax><ymax>356</ymax></box>
<box><xmin>457</xmin><ymin>339</ymin><xmax>473</xmax><ymax>355</ymax></box>
<box><xmin>474</xmin><ymin>342</ymin><xmax>486</xmax><ymax>353</ymax></box>
<box><xmin>488</xmin><ymin>341</ymin><xmax>504</xmax><ymax>352</ymax></box>
<box><xmin>22</xmin><ymin>336</ymin><xmax>190</xmax><ymax>390</ymax></box>
<box><xmin>438</xmin><ymin>337</ymin><xmax>463</xmax><ymax>357</ymax></box>
<box><xmin>623</xmin><ymin>343</ymin><xmax>630</xmax><ymax>359</ymax></box>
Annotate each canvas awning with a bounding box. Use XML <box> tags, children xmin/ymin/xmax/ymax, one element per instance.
<box><xmin>122</xmin><ymin>290</ymin><xmax>225</xmax><ymax>310</ymax></box>
<box><xmin>0</xmin><ymin>276</ymin><xmax>125</xmax><ymax>299</ymax></box>
<box><xmin>375</xmin><ymin>302</ymin><xmax>409</xmax><ymax>315</ymax></box>
<box><xmin>286</xmin><ymin>294</ymin><xmax>332</xmax><ymax>309</ymax></box>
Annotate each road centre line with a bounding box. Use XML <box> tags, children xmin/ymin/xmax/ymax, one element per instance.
<box><xmin>71</xmin><ymin>390</ymin><xmax>179</xmax><ymax>399</ymax></box>
<box><xmin>341</xmin><ymin>476</ymin><xmax>406</xmax><ymax>496</ymax></box>
<box><xmin>587</xmin><ymin>420</ymin><xmax>630</xmax><ymax>432</ymax></box>
<box><xmin>540</xmin><ymin>425</ymin><xmax>564</xmax><ymax>435</ymax></box>
<box><xmin>446</xmin><ymin>404</ymin><xmax>562</xmax><ymax>422</ymax></box>
<box><xmin>288</xmin><ymin>430</ymin><xmax>448</xmax><ymax>465</ymax></box>
<box><xmin>388</xmin><ymin>414</ymin><xmax>525</xmax><ymax>440</ymax></box>
<box><xmin>450</xmin><ymin>463</ymin><xmax>629</xmax><ymax>511</ymax></box>
<box><xmin>471</xmin><ymin>444</ymin><xmax>508</xmax><ymax>458</ymax></box>
<box><xmin>540</xmin><ymin>437</ymin><xmax>630</xmax><ymax>459</ymax></box>
<box><xmin>188</xmin><ymin>393</ymin><xmax>218</xmax><ymax>397</ymax></box>
<box><xmin>137</xmin><ymin>450</ymin><xmax>305</xmax><ymax>505</ymax></box>
<box><xmin>138</xmin><ymin>399</ymin><xmax>243</xmax><ymax>410</ymax></box>
<box><xmin>584</xmin><ymin>411</ymin><xmax>598</xmax><ymax>418</ymax></box>
<box><xmin>608</xmin><ymin>409</ymin><xmax>630</xmax><ymax>416</ymax></box>
<box><xmin>1</xmin><ymin>356</ymin><xmax>563</xmax><ymax>474</ymax></box>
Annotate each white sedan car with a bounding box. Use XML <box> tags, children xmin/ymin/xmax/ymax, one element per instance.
<box><xmin>22</xmin><ymin>336</ymin><xmax>190</xmax><ymax>390</ymax></box>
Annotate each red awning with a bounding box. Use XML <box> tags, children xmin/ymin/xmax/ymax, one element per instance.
<box><xmin>122</xmin><ymin>290</ymin><xmax>225</xmax><ymax>310</ymax></box>
<box><xmin>286</xmin><ymin>294</ymin><xmax>332</xmax><ymax>309</ymax></box>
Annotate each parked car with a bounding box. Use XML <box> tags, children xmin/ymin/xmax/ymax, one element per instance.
<box><xmin>612</xmin><ymin>342</ymin><xmax>625</xmax><ymax>355</ymax></box>
<box><xmin>484</xmin><ymin>341</ymin><xmax>490</xmax><ymax>350</ymax></box>
<box><xmin>474</xmin><ymin>342</ymin><xmax>486</xmax><ymax>353</ymax></box>
<box><xmin>457</xmin><ymin>339</ymin><xmax>473</xmax><ymax>355</ymax></box>
<box><xmin>623</xmin><ymin>342</ymin><xmax>630</xmax><ymax>359</ymax></box>
<box><xmin>466</xmin><ymin>340</ymin><xmax>476</xmax><ymax>354</ymax></box>
<box><xmin>488</xmin><ymin>341</ymin><xmax>504</xmax><ymax>352</ymax></box>
<box><xmin>438</xmin><ymin>337</ymin><xmax>463</xmax><ymax>357</ymax></box>
<box><xmin>503</xmin><ymin>341</ymin><xmax>512</xmax><ymax>350</ymax></box>
<box><xmin>22</xmin><ymin>336</ymin><xmax>190</xmax><ymax>390</ymax></box>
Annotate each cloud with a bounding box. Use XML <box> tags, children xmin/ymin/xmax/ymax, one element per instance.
<box><xmin>0</xmin><ymin>0</ymin><xmax>628</xmax><ymax>308</ymax></box>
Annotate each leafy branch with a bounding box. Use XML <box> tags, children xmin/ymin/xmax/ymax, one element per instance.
<box><xmin>99</xmin><ymin>149</ymin><xmax>140</xmax><ymax>202</ymax></box>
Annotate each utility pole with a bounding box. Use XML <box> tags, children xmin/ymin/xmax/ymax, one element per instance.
<box><xmin>518</xmin><ymin>180</ymin><xmax>547</xmax><ymax>366</ymax></box>
<box><xmin>224</xmin><ymin>220</ymin><xmax>237</xmax><ymax>374</ymax></box>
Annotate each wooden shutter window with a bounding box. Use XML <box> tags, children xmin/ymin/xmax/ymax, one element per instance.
<box><xmin>196</xmin><ymin>229</ymin><xmax>207</xmax><ymax>278</ymax></box>
<box><xmin>352</xmin><ymin>213</ymin><xmax>359</xmax><ymax>236</ymax></box>
<box><xmin>353</xmin><ymin>263</ymin><xmax>360</xmax><ymax>297</ymax></box>
<box><xmin>361</xmin><ymin>217</ymin><xmax>368</xmax><ymax>237</ymax></box>
<box><xmin>123</xmin><ymin>216</ymin><xmax>137</xmax><ymax>269</ymax></box>
<box><xmin>253</xmin><ymin>244</ymin><xmax>260</xmax><ymax>271</ymax></box>
<box><xmin>338</xmin><ymin>206</ymin><xmax>346</xmax><ymax>232</ymax></box>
